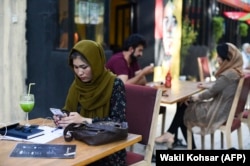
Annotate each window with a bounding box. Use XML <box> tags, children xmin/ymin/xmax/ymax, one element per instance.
<box><xmin>57</xmin><ymin>0</ymin><xmax>105</xmax><ymax>50</ymax></box>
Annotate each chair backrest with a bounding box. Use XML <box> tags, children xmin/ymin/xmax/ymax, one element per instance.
<box><xmin>197</xmin><ymin>57</ymin><xmax>212</xmax><ymax>82</ymax></box>
<box><xmin>226</xmin><ymin>74</ymin><xmax>250</xmax><ymax>127</ymax></box>
<box><xmin>125</xmin><ymin>84</ymin><xmax>162</xmax><ymax>163</ymax></box>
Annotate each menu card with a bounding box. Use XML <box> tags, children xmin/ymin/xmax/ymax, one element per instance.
<box><xmin>10</xmin><ymin>143</ymin><xmax>76</xmax><ymax>159</ymax></box>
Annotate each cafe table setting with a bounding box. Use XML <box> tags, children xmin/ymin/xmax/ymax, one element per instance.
<box><xmin>146</xmin><ymin>79</ymin><xmax>205</xmax><ymax>104</ymax></box>
<box><xmin>0</xmin><ymin>118</ymin><xmax>141</xmax><ymax>166</ymax></box>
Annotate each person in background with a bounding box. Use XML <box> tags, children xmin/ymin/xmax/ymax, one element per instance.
<box><xmin>156</xmin><ymin>43</ymin><xmax>243</xmax><ymax>149</ymax></box>
<box><xmin>53</xmin><ymin>40</ymin><xmax>127</xmax><ymax>165</ymax></box>
<box><xmin>155</xmin><ymin>102</ymin><xmax>196</xmax><ymax>149</ymax></box>
<box><xmin>184</xmin><ymin>42</ymin><xmax>243</xmax><ymax>136</ymax></box>
<box><xmin>106</xmin><ymin>34</ymin><xmax>154</xmax><ymax>85</ymax></box>
<box><xmin>241</xmin><ymin>42</ymin><xmax>250</xmax><ymax>69</ymax></box>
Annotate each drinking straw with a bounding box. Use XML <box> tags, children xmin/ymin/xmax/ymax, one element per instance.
<box><xmin>28</xmin><ymin>83</ymin><xmax>36</xmax><ymax>95</ymax></box>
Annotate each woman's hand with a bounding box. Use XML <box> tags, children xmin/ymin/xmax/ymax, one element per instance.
<box><xmin>57</xmin><ymin>112</ymin><xmax>92</xmax><ymax>128</ymax></box>
<box><xmin>197</xmin><ymin>82</ymin><xmax>214</xmax><ymax>89</ymax></box>
<box><xmin>191</xmin><ymin>94</ymin><xmax>199</xmax><ymax>102</ymax></box>
<box><xmin>53</xmin><ymin>112</ymin><xmax>68</xmax><ymax>127</ymax></box>
<box><xmin>184</xmin><ymin>94</ymin><xmax>199</xmax><ymax>105</ymax></box>
<box><xmin>197</xmin><ymin>82</ymin><xmax>207</xmax><ymax>88</ymax></box>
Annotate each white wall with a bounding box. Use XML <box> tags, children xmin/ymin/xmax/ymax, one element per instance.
<box><xmin>0</xmin><ymin>0</ymin><xmax>27</xmax><ymax>124</ymax></box>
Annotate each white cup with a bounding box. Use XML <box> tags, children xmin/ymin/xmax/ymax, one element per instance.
<box><xmin>179</xmin><ymin>75</ymin><xmax>186</xmax><ymax>81</ymax></box>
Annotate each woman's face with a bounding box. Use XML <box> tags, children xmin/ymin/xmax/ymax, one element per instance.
<box><xmin>73</xmin><ymin>56</ymin><xmax>92</xmax><ymax>82</ymax></box>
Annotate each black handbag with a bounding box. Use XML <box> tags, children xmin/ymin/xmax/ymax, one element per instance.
<box><xmin>63</xmin><ymin>121</ymin><xmax>128</xmax><ymax>145</ymax></box>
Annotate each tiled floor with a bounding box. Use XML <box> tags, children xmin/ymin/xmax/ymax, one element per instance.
<box><xmin>131</xmin><ymin>103</ymin><xmax>250</xmax><ymax>165</ymax></box>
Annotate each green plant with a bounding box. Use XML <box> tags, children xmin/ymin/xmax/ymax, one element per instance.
<box><xmin>212</xmin><ymin>16</ymin><xmax>224</xmax><ymax>43</ymax></box>
<box><xmin>181</xmin><ymin>19</ymin><xmax>198</xmax><ymax>65</ymax></box>
<box><xmin>239</xmin><ymin>22</ymin><xmax>248</xmax><ymax>37</ymax></box>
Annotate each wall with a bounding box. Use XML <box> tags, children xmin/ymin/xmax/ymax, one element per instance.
<box><xmin>138</xmin><ymin>0</ymin><xmax>182</xmax><ymax>81</ymax></box>
<box><xmin>137</xmin><ymin>0</ymin><xmax>155</xmax><ymax>82</ymax></box>
<box><xmin>0</xmin><ymin>0</ymin><xmax>27</xmax><ymax>123</ymax></box>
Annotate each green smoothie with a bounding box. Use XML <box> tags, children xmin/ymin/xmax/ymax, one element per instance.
<box><xmin>20</xmin><ymin>101</ymin><xmax>35</xmax><ymax>112</ymax></box>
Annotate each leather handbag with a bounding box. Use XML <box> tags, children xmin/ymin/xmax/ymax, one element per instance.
<box><xmin>63</xmin><ymin>121</ymin><xmax>128</xmax><ymax>145</ymax></box>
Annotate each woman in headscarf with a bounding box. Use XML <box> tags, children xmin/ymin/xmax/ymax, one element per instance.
<box><xmin>53</xmin><ymin>40</ymin><xmax>127</xmax><ymax>165</ymax></box>
<box><xmin>155</xmin><ymin>43</ymin><xmax>243</xmax><ymax>149</ymax></box>
<box><xmin>184</xmin><ymin>42</ymin><xmax>243</xmax><ymax>135</ymax></box>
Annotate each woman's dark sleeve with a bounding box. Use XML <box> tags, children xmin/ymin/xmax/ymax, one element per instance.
<box><xmin>92</xmin><ymin>78</ymin><xmax>126</xmax><ymax>123</ymax></box>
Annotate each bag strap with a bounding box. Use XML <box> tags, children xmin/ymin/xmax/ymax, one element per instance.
<box><xmin>63</xmin><ymin>123</ymin><xmax>78</xmax><ymax>142</ymax></box>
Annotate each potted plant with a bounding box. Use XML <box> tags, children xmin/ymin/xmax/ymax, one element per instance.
<box><xmin>180</xmin><ymin>18</ymin><xmax>198</xmax><ymax>70</ymax></box>
<box><xmin>239</xmin><ymin>22</ymin><xmax>248</xmax><ymax>37</ymax></box>
<box><xmin>210</xmin><ymin>16</ymin><xmax>224</xmax><ymax>64</ymax></box>
<box><xmin>212</xmin><ymin>16</ymin><xmax>224</xmax><ymax>43</ymax></box>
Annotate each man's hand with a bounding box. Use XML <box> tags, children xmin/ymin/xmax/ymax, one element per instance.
<box><xmin>142</xmin><ymin>65</ymin><xmax>154</xmax><ymax>75</ymax></box>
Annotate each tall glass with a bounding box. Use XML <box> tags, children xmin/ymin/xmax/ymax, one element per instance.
<box><xmin>20</xmin><ymin>94</ymin><xmax>35</xmax><ymax>126</ymax></box>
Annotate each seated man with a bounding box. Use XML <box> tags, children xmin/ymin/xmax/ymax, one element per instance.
<box><xmin>106</xmin><ymin>34</ymin><xmax>154</xmax><ymax>85</ymax></box>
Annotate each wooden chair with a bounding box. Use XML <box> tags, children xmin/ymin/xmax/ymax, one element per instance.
<box><xmin>197</xmin><ymin>57</ymin><xmax>212</xmax><ymax>82</ymax></box>
<box><xmin>125</xmin><ymin>84</ymin><xmax>162</xmax><ymax>166</ymax></box>
<box><xmin>152</xmin><ymin>66</ymin><xmax>168</xmax><ymax>134</ymax></box>
<box><xmin>187</xmin><ymin>74</ymin><xmax>250</xmax><ymax>149</ymax></box>
<box><xmin>241</xmin><ymin>109</ymin><xmax>250</xmax><ymax>132</ymax></box>
<box><xmin>241</xmin><ymin>82</ymin><xmax>250</xmax><ymax>132</ymax></box>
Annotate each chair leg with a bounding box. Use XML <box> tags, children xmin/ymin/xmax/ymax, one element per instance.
<box><xmin>247</xmin><ymin>115</ymin><xmax>250</xmax><ymax>133</ymax></box>
<box><xmin>225</xmin><ymin>131</ymin><xmax>232</xmax><ymax>149</ymax></box>
<box><xmin>210</xmin><ymin>133</ymin><xmax>214</xmax><ymax>149</ymax></box>
<box><xmin>245</xmin><ymin>93</ymin><xmax>250</xmax><ymax>109</ymax></box>
<box><xmin>187</xmin><ymin>129</ymin><xmax>192</xmax><ymax>150</ymax></box>
<box><xmin>237</xmin><ymin>127</ymin><xmax>243</xmax><ymax>149</ymax></box>
<box><xmin>220</xmin><ymin>132</ymin><xmax>224</xmax><ymax>149</ymax></box>
<box><xmin>248</xmin><ymin>122</ymin><xmax>250</xmax><ymax>133</ymax></box>
<box><xmin>128</xmin><ymin>145</ymin><xmax>134</xmax><ymax>152</ymax></box>
<box><xmin>201</xmin><ymin>135</ymin><xmax>205</xmax><ymax>149</ymax></box>
<box><xmin>159</xmin><ymin>106</ymin><xmax>166</xmax><ymax>135</ymax></box>
<box><xmin>201</xmin><ymin>128</ymin><xmax>205</xmax><ymax>149</ymax></box>
<box><xmin>161</xmin><ymin>112</ymin><xmax>166</xmax><ymax>135</ymax></box>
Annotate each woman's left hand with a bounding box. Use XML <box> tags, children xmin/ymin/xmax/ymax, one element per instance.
<box><xmin>191</xmin><ymin>94</ymin><xmax>199</xmax><ymax>102</ymax></box>
<box><xmin>197</xmin><ymin>82</ymin><xmax>214</xmax><ymax>89</ymax></box>
<box><xmin>184</xmin><ymin>94</ymin><xmax>199</xmax><ymax>105</ymax></box>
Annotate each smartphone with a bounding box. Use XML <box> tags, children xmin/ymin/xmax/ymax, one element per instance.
<box><xmin>50</xmin><ymin>108</ymin><xmax>66</xmax><ymax>117</ymax></box>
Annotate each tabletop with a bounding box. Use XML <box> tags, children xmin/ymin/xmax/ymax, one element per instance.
<box><xmin>147</xmin><ymin>80</ymin><xmax>204</xmax><ymax>104</ymax></box>
<box><xmin>0</xmin><ymin>118</ymin><xmax>142</xmax><ymax>166</ymax></box>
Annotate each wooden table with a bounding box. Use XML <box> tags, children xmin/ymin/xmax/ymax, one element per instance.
<box><xmin>147</xmin><ymin>80</ymin><xmax>204</xmax><ymax>104</ymax></box>
<box><xmin>0</xmin><ymin>118</ymin><xmax>142</xmax><ymax>166</ymax></box>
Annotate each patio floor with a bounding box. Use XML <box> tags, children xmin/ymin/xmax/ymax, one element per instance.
<box><xmin>131</xmin><ymin>103</ymin><xmax>250</xmax><ymax>165</ymax></box>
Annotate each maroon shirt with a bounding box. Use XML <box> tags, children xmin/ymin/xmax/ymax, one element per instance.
<box><xmin>105</xmin><ymin>52</ymin><xmax>140</xmax><ymax>79</ymax></box>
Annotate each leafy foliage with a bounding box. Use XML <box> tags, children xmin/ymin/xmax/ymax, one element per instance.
<box><xmin>181</xmin><ymin>19</ymin><xmax>198</xmax><ymax>59</ymax></box>
<box><xmin>212</xmin><ymin>16</ymin><xmax>224</xmax><ymax>43</ymax></box>
<box><xmin>239</xmin><ymin>22</ymin><xmax>248</xmax><ymax>37</ymax></box>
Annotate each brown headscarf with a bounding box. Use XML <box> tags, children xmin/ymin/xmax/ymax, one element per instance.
<box><xmin>215</xmin><ymin>42</ymin><xmax>243</xmax><ymax>78</ymax></box>
<box><xmin>63</xmin><ymin>40</ymin><xmax>116</xmax><ymax>118</ymax></box>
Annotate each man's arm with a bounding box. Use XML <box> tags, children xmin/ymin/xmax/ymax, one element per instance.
<box><xmin>117</xmin><ymin>70</ymin><xmax>147</xmax><ymax>85</ymax></box>
<box><xmin>118</xmin><ymin>65</ymin><xmax>154</xmax><ymax>85</ymax></box>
